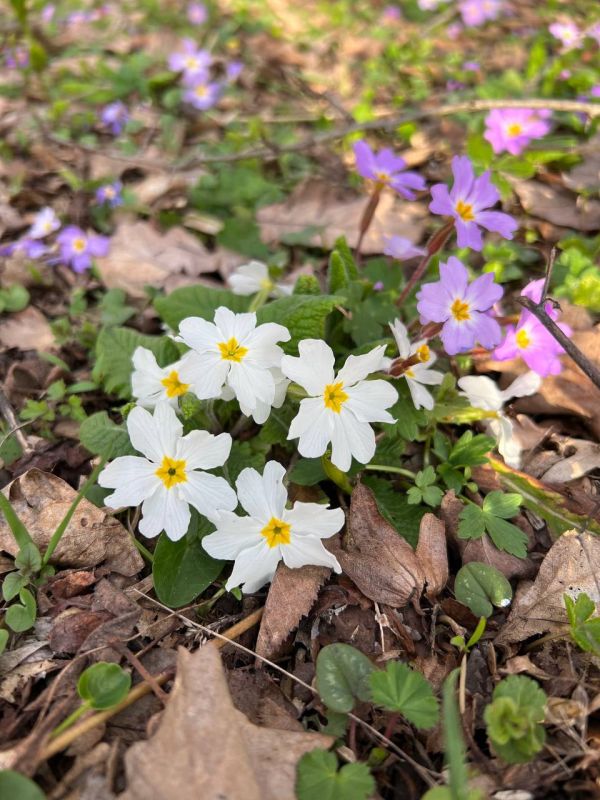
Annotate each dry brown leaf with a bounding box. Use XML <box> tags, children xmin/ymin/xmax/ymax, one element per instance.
<box><xmin>128</xmin><ymin>173</ymin><xmax>197</xmax><ymax>206</ymax></box>
<box><xmin>96</xmin><ymin>221</ymin><xmax>221</xmax><ymax>298</ymax></box>
<box><xmin>562</xmin><ymin>134</ymin><xmax>600</xmax><ymax>193</ymax></box>
<box><xmin>512</xmin><ymin>179</ymin><xmax>600</xmax><ymax>231</ymax></box>
<box><xmin>0</xmin><ymin>306</ymin><xmax>54</xmax><ymax>351</ymax></box>
<box><xmin>256</xmin><ymin>563</ymin><xmax>330</xmax><ymax>659</ymax></box>
<box><xmin>328</xmin><ymin>483</ymin><xmax>425</xmax><ymax>607</ymax></box>
<box><xmin>120</xmin><ymin>645</ymin><xmax>333</xmax><ymax>800</ymax></box>
<box><xmin>257</xmin><ymin>178</ymin><xmax>427</xmax><ymax>254</ymax></box>
<box><xmin>0</xmin><ymin>470</ymin><xmax>143</xmax><ymax>576</ymax></box>
<box><xmin>496</xmin><ymin>529</ymin><xmax>600</xmax><ymax>646</ymax></box>
<box><xmin>539</xmin><ymin>438</ymin><xmax>600</xmax><ymax>484</ymax></box>
<box><xmin>415</xmin><ymin>513</ymin><xmax>448</xmax><ymax>600</ymax></box>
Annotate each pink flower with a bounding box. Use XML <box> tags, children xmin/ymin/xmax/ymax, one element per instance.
<box><xmin>484</xmin><ymin>108</ymin><xmax>552</xmax><ymax>155</ymax></box>
<box><xmin>57</xmin><ymin>226</ymin><xmax>110</xmax><ymax>273</ymax></box>
<box><xmin>459</xmin><ymin>0</ymin><xmax>502</xmax><ymax>27</ymax></box>
<box><xmin>353</xmin><ymin>140</ymin><xmax>426</xmax><ymax>200</ymax></box>
<box><xmin>383</xmin><ymin>235</ymin><xmax>426</xmax><ymax>261</ymax></box>
<box><xmin>549</xmin><ymin>21</ymin><xmax>582</xmax><ymax>50</ymax></box>
<box><xmin>182</xmin><ymin>72</ymin><xmax>222</xmax><ymax>110</ymax></box>
<box><xmin>187</xmin><ymin>2</ymin><xmax>207</xmax><ymax>24</ymax></box>
<box><xmin>493</xmin><ymin>279</ymin><xmax>571</xmax><ymax>376</ymax></box>
<box><xmin>417</xmin><ymin>256</ymin><xmax>503</xmax><ymax>355</ymax></box>
<box><xmin>168</xmin><ymin>39</ymin><xmax>211</xmax><ymax>78</ymax></box>
<box><xmin>429</xmin><ymin>155</ymin><xmax>517</xmax><ymax>251</ymax></box>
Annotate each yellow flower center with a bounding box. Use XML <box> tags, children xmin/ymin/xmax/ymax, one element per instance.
<box><xmin>218</xmin><ymin>337</ymin><xmax>248</xmax><ymax>362</ymax></box>
<box><xmin>261</xmin><ymin>516</ymin><xmax>291</xmax><ymax>548</ymax></box>
<box><xmin>185</xmin><ymin>56</ymin><xmax>199</xmax><ymax>69</ymax></box>
<box><xmin>161</xmin><ymin>370</ymin><xmax>190</xmax><ymax>398</ymax></box>
<box><xmin>455</xmin><ymin>200</ymin><xmax>475</xmax><ymax>222</ymax></box>
<box><xmin>104</xmin><ymin>186</ymin><xmax>116</xmax><ymax>198</ymax></box>
<box><xmin>375</xmin><ymin>171</ymin><xmax>390</xmax><ymax>184</ymax></box>
<box><xmin>450</xmin><ymin>298</ymin><xmax>471</xmax><ymax>322</ymax></box>
<box><xmin>155</xmin><ymin>456</ymin><xmax>187</xmax><ymax>489</ymax></box>
<box><xmin>43</xmin><ymin>221</ymin><xmax>53</xmax><ymax>233</ymax></box>
<box><xmin>72</xmin><ymin>237</ymin><xmax>87</xmax><ymax>253</ymax></box>
<box><xmin>323</xmin><ymin>381</ymin><xmax>349</xmax><ymax>413</ymax></box>
<box><xmin>507</xmin><ymin>123</ymin><xmax>523</xmax><ymax>137</ymax></box>
<box><xmin>195</xmin><ymin>84</ymin><xmax>208</xmax><ymax>97</ymax></box>
<box><xmin>416</xmin><ymin>344</ymin><xmax>430</xmax><ymax>363</ymax></box>
<box><xmin>516</xmin><ymin>328</ymin><xmax>532</xmax><ymax>349</ymax></box>
<box><xmin>260</xmin><ymin>277</ymin><xmax>274</xmax><ymax>290</ymax></box>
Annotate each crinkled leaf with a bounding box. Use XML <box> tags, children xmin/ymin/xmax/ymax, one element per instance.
<box><xmin>455</xmin><ymin>563</ymin><xmax>513</xmax><ymax>618</ymax></box>
<box><xmin>154</xmin><ymin>285</ymin><xmax>247</xmax><ymax>330</ymax></box>
<box><xmin>295</xmin><ymin>749</ymin><xmax>374</xmax><ymax>800</ymax></box>
<box><xmin>316</xmin><ymin>643</ymin><xmax>375</xmax><ymax>713</ymax></box>
<box><xmin>79</xmin><ymin>411</ymin><xmax>136</xmax><ymax>459</ymax></box>
<box><xmin>257</xmin><ymin>294</ymin><xmax>344</xmax><ymax>353</ymax></box>
<box><xmin>484</xmin><ymin>675</ymin><xmax>546</xmax><ymax>764</ymax></box>
<box><xmin>370</xmin><ymin>661</ymin><xmax>439</xmax><ymax>728</ymax></box>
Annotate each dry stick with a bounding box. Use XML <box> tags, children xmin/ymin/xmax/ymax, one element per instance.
<box><xmin>0</xmin><ymin>386</ymin><xmax>32</xmax><ymax>455</ymax></box>
<box><xmin>134</xmin><ymin>593</ymin><xmax>440</xmax><ymax>787</ymax></box>
<box><xmin>39</xmin><ymin>606</ymin><xmax>265</xmax><ymax>761</ymax></box>
<box><xmin>518</xmin><ymin>297</ymin><xmax>600</xmax><ymax>391</ymax></box>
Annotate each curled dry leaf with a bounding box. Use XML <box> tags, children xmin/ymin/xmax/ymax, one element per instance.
<box><xmin>120</xmin><ymin>645</ymin><xmax>333</xmax><ymax>800</ymax></box>
<box><xmin>415</xmin><ymin>513</ymin><xmax>448</xmax><ymax>600</ymax></box>
<box><xmin>255</xmin><ymin>563</ymin><xmax>331</xmax><ymax>660</ymax></box>
<box><xmin>0</xmin><ymin>469</ymin><xmax>143</xmax><ymax>576</ymax></box>
<box><xmin>257</xmin><ymin>177</ymin><xmax>426</xmax><ymax>254</ymax></box>
<box><xmin>0</xmin><ymin>306</ymin><xmax>54</xmax><ymax>351</ymax></box>
<box><xmin>327</xmin><ymin>483</ymin><xmax>425</xmax><ymax>607</ymax></box>
<box><xmin>496</xmin><ymin>529</ymin><xmax>600</xmax><ymax>646</ymax></box>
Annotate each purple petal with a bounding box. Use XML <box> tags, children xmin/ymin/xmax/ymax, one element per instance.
<box><xmin>455</xmin><ymin>219</ymin><xmax>483</xmax><ymax>250</ymax></box>
<box><xmin>465</xmin><ymin>272</ymin><xmax>503</xmax><ymax>311</ymax></box>
<box><xmin>353</xmin><ymin>140</ymin><xmax>376</xmax><ymax>180</ymax></box>
<box><xmin>375</xmin><ymin>148</ymin><xmax>407</xmax><ymax>175</ymax></box>
<box><xmin>429</xmin><ymin>183</ymin><xmax>454</xmax><ymax>216</ymax></box>
<box><xmin>417</xmin><ymin>282</ymin><xmax>451</xmax><ymax>323</ymax></box>
<box><xmin>439</xmin><ymin>256</ymin><xmax>469</xmax><ymax>297</ymax></box>
<box><xmin>471</xmin><ymin>312</ymin><xmax>502</xmax><ymax>349</ymax></box>
<box><xmin>450</xmin><ymin>155</ymin><xmax>475</xmax><ymax>200</ymax></box>
<box><xmin>475</xmin><ymin>210</ymin><xmax>517</xmax><ymax>240</ymax></box>
<box><xmin>471</xmin><ymin>170</ymin><xmax>500</xmax><ymax>210</ymax></box>
<box><xmin>493</xmin><ymin>327</ymin><xmax>519</xmax><ymax>361</ymax></box>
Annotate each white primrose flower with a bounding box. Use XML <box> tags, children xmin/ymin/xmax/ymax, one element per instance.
<box><xmin>98</xmin><ymin>402</ymin><xmax>237</xmax><ymax>541</ymax></box>
<box><xmin>202</xmin><ymin>461</ymin><xmax>343</xmax><ymax>593</ymax></box>
<box><xmin>218</xmin><ymin>366</ymin><xmax>290</xmax><ymax>424</ymax></box>
<box><xmin>280</xmin><ymin>340</ymin><xmax>398</xmax><ymax>472</ymax></box>
<box><xmin>387</xmin><ymin>319</ymin><xmax>444</xmax><ymax>411</ymax></box>
<box><xmin>228</xmin><ymin>260</ymin><xmax>293</xmax><ymax>297</ymax></box>
<box><xmin>29</xmin><ymin>207</ymin><xmax>60</xmax><ymax>239</ymax></box>
<box><xmin>131</xmin><ymin>347</ymin><xmax>192</xmax><ymax>410</ymax></box>
<box><xmin>458</xmin><ymin>371</ymin><xmax>541</xmax><ymax>468</ymax></box>
<box><xmin>177</xmin><ymin>306</ymin><xmax>291</xmax><ymax>423</ymax></box>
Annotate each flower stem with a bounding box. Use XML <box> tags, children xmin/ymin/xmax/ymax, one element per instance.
<box><xmin>396</xmin><ymin>220</ymin><xmax>454</xmax><ymax>306</ymax></box>
<box><xmin>51</xmin><ymin>701</ymin><xmax>90</xmax><ymax>738</ymax></box>
<box><xmin>364</xmin><ymin>463</ymin><xmax>416</xmax><ymax>479</ymax></box>
<box><xmin>355</xmin><ymin>184</ymin><xmax>383</xmax><ymax>262</ymax></box>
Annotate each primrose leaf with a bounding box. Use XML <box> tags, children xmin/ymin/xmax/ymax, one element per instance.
<box><xmin>0</xmin><ymin>770</ymin><xmax>45</xmax><ymax>800</ymax></box>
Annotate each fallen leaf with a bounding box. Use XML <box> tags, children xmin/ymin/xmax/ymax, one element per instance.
<box><xmin>496</xmin><ymin>529</ymin><xmax>600</xmax><ymax>646</ymax></box>
<box><xmin>120</xmin><ymin>645</ymin><xmax>333</xmax><ymax>800</ymax></box>
<box><xmin>539</xmin><ymin>437</ymin><xmax>600</xmax><ymax>484</ymax></box>
<box><xmin>0</xmin><ymin>306</ymin><xmax>54</xmax><ymax>351</ymax></box>
<box><xmin>512</xmin><ymin>179</ymin><xmax>600</xmax><ymax>231</ymax></box>
<box><xmin>129</xmin><ymin>173</ymin><xmax>197</xmax><ymax>207</ymax></box>
<box><xmin>257</xmin><ymin>178</ymin><xmax>427</xmax><ymax>254</ymax></box>
<box><xmin>562</xmin><ymin>134</ymin><xmax>600</xmax><ymax>193</ymax></box>
<box><xmin>502</xmin><ymin>655</ymin><xmax>551</xmax><ymax>681</ymax></box>
<box><xmin>0</xmin><ymin>470</ymin><xmax>143</xmax><ymax>576</ymax></box>
<box><xmin>96</xmin><ymin>221</ymin><xmax>222</xmax><ymax>298</ymax></box>
<box><xmin>327</xmin><ymin>483</ymin><xmax>425</xmax><ymax>607</ymax></box>
<box><xmin>256</xmin><ymin>563</ymin><xmax>331</xmax><ymax>660</ymax></box>
<box><xmin>415</xmin><ymin>513</ymin><xmax>448</xmax><ymax>600</ymax></box>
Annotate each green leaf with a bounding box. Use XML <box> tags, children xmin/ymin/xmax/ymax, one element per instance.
<box><xmin>5</xmin><ymin>588</ymin><xmax>36</xmax><ymax>632</ymax></box>
<box><xmin>565</xmin><ymin>593</ymin><xmax>600</xmax><ymax>655</ymax></box>
<box><xmin>0</xmin><ymin>770</ymin><xmax>45</xmax><ymax>800</ymax></box>
<box><xmin>484</xmin><ymin>675</ymin><xmax>546</xmax><ymax>764</ymax></box>
<box><xmin>458</xmin><ymin>504</ymin><xmax>486</xmax><ymax>540</ymax></box>
<box><xmin>226</xmin><ymin>440</ymin><xmax>268</xmax><ymax>484</ymax></box>
<box><xmin>289</xmin><ymin>458</ymin><xmax>327</xmax><ymax>486</ymax></box>
<box><xmin>363</xmin><ymin>476</ymin><xmax>426</xmax><ymax>547</ymax></box>
<box><xmin>93</xmin><ymin>327</ymin><xmax>179</xmax><ymax>399</ymax></box>
<box><xmin>370</xmin><ymin>661</ymin><xmax>439</xmax><ymax>728</ymax></box>
<box><xmin>154</xmin><ymin>285</ymin><xmax>247</xmax><ymax>330</ymax></box>
<box><xmin>0</xmin><ymin>630</ymin><xmax>8</xmax><ymax>655</ymax></box>
<box><xmin>296</xmin><ymin>749</ymin><xmax>375</xmax><ymax>800</ymax></box>
<box><xmin>2</xmin><ymin>572</ymin><xmax>28</xmax><ymax>602</ymax></box>
<box><xmin>316</xmin><ymin>643</ymin><xmax>375</xmax><ymax>713</ymax></box>
<box><xmin>565</xmin><ymin>593</ymin><xmax>595</xmax><ymax>627</ymax></box>
<box><xmin>294</xmin><ymin>275</ymin><xmax>321</xmax><ymax>295</ymax></box>
<box><xmin>77</xmin><ymin>662</ymin><xmax>131</xmax><ymax>710</ymax></box>
<box><xmin>0</xmin><ymin>492</ymin><xmax>35</xmax><ymax>552</ymax></box>
<box><xmin>152</xmin><ymin>516</ymin><xmax>223</xmax><ymax>608</ymax></box>
<box><xmin>2</xmin><ymin>284</ymin><xmax>29</xmax><ymax>312</ymax></box>
<box><xmin>466</xmin><ymin>134</ymin><xmax>493</xmax><ymax>168</ymax></box>
<box><xmin>328</xmin><ymin>238</ymin><xmax>359</xmax><ymax>294</ymax></box>
<box><xmin>441</xmin><ymin>670</ymin><xmax>472</xmax><ymax>800</ymax></box>
<box><xmin>454</xmin><ymin>563</ymin><xmax>512</xmax><ymax>618</ymax></box>
<box><xmin>483</xmin><ymin>515</ymin><xmax>528</xmax><ymax>559</ymax></box>
<box><xmin>482</xmin><ymin>491</ymin><xmax>522</xmax><ymax>519</ymax></box>
<box><xmin>448</xmin><ymin>431</ymin><xmax>494</xmax><ymax>468</ymax></box>
<box><xmin>257</xmin><ymin>295</ymin><xmax>343</xmax><ymax>353</ymax></box>
<box><xmin>14</xmin><ymin>542</ymin><xmax>41</xmax><ymax>575</ymax></box>
<box><xmin>79</xmin><ymin>411</ymin><xmax>136</xmax><ymax>459</ymax></box>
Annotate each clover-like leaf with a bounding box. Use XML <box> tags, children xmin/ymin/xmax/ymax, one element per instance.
<box><xmin>316</xmin><ymin>643</ymin><xmax>375</xmax><ymax>713</ymax></box>
<box><xmin>370</xmin><ymin>661</ymin><xmax>439</xmax><ymax>729</ymax></box>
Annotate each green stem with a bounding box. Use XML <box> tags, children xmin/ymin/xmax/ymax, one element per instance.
<box><xmin>364</xmin><ymin>463</ymin><xmax>417</xmax><ymax>479</ymax></box>
<box><xmin>0</xmin><ymin>491</ymin><xmax>35</xmax><ymax>551</ymax></box>
<box><xmin>248</xmin><ymin>287</ymin><xmax>271</xmax><ymax>312</ymax></box>
<box><xmin>130</xmin><ymin>535</ymin><xmax>154</xmax><ymax>564</ymax></box>
<box><xmin>42</xmin><ymin>459</ymin><xmax>106</xmax><ymax>567</ymax></box>
<box><xmin>51</xmin><ymin>701</ymin><xmax>90</xmax><ymax>738</ymax></box>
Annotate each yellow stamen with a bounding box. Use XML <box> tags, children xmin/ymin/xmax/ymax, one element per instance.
<box><xmin>455</xmin><ymin>200</ymin><xmax>475</xmax><ymax>222</ymax></box>
<box><xmin>260</xmin><ymin>277</ymin><xmax>274</xmax><ymax>290</ymax></box>
<box><xmin>155</xmin><ymin>456</ymin><xmax>187</xmax><ymax>489</ymax></box>
<box><xmin>195</xmin><ymin>84</ymin><xmax>208</xmax><ymax>97</ymax></box>
<box><xmin>104</xmin><ymin>186</ymin><xmax>116</xmax><ymax>198</ymax></box>
<box><xmin>261</xmin><ymin>516</ymin><xmax>291</xmax><ymax>548</ymax></box>
<box><xmin>416</xmin><ymin>344</ymin><xmax>430</xmax><ymax>363</ymax></box>
<box><xmin>161</xmin><ymin>370</ymin><xmax>190</xmax><ymax>398</ymax></box>
<box><xmin>405</xmin><ymin>368</ymin><xmax>415</xmax><ymax>378</ymax></box>
<box><xmin>218</xmin><ymin>337</ymin><xmax>248</xmax><ymax>362</ymax></box>
<box><xmin>507</xmin><ymin>123</ymin><xmax>523</xmax><ymax>137</ymax></box>
<box><xmin>72</xmin><ymin>237</ymin><xmax>87</xmax><ymax>253</ymax></box>
<box><xmin>516</xmin><ymin>328</ymin><xmax>531</xmax><ymax>349</ymax></box>
<box><xmin>375</xmin><ymin>171</ymin><xmax>390</xmax><ymax>184</ymax></box>
<box><xmin>185</xmin><ymin>56</ymin><xmax>199</xmax><ymax>69</ymax></box>
<box><xmin>323</xmin><ymin>381</ymin><xmax>349</xmax><ymax>413</ymax></box>
<box><xmin>450</xmin><ymin>298</ymin><xmax>471</xmax><ymax>322</ymax></box>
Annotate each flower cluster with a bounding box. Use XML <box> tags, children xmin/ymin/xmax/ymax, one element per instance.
<box><xmin>168</xmin><ymin>36</ymin><xmax>242</xmax><ymax>111</ymax></box>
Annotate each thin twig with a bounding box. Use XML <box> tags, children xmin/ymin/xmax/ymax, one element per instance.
<box><xmin>0</xmin><ymin>387</ymin><xmax>32</xmax><ymax>455</ymax></box>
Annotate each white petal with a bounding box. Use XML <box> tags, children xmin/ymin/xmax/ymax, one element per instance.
<box><xmin>139</xmin><ymin>487</ymin><xmax>191</xmax><ymax>540</ymax></box>
<box><xmin>344</xmin><ymin>380</ymin><xmax>398</xmax><ymax>423</ymax></box>
<box><xmin>99</xmin><ymin>456</ymin><xmax>158</xmax><ymax>506</ymax></box>
<box><xmin>214</xmin><ymin>307</ymin><xmax>256</xmax><ymax>343</ymax></box>
<box><xmin>286</xmin><ymin>503</ymin><xmax>345</xmax><ymax>538</ymax></box>
<box><xmin>500</xmin><ymin>370</ymin><xmax>542</xmax><ymax>403</ymax></box>
<box><xmin>152</xmin><ymin>402</ymin><xmax>184</xmax><ymax>456</ymax></box>
<box><xmin>336</xmin><ymin>345</ymin><xmax>387</xmax><ymax>386</ymax></box>
<box><xmin>289</xmin><ymin>400</ymin><xmax>334</xmax><ymax>459</ymax></box>
<box><xmin>246</xmin><ymin>321</ymin><xmax>291</xmax><ymax>355</ymax></box>
<box><xmin>229</xmin><ymin>261</ymin><xmax>267</xmax><ymax>295</ymax></box>
<box><xmin>282</xmin><ymin>536</ymin><xmax>341</xmax><ymax>572</ymax></box>
<box><xmin>178</xmin><ymin>316</ymin><xmax>220</xmax><ymax>352</ymax></box>
<box><xmin>280</xmin><ymin>339</ymin><xmax>334</xmax><ymax>395</ymax></box>
<box><xmin>179</xmin><ymin>471</ymin><xmax>237</xmax><ymax>521</ymax></box>
<box><xmin>235</xmin><ymin>460</ymin><xmax>287</xmax><ymax>522</ymax></box>
<box><xmin>406</xmin><ymin>379</ymin><xmax>434</xmax><ymax>410</ymax></box>
<box><xmin>225</xmin><ymin>541</ymin><xmax>281</xmax><ymax>593</ymax></box>
<box><xmin>202</xmin><ymin>513</ymin><xmax>263</xmax><ymax>559</ymax></box>
<box><xmin>178</xmin><ymin>351</ymin><xmax>229</xmax><ymax>399</ymax></box>
<box><xmin>491</xmin><ymin>416</ymin><xmax>522</xmax><ymax>469</ymax></box>
<box><xmin>227</xmin><ymin>361</ymin><xmax>275</xmax><ymax>410</ymax></box>
<box><xmin>410</xmin><ymin>366</ymin><xmax>444</xmax><ymax>386</ymax></box>
<box><xmin>389</xmin><ymin>319</ymin><xmax>410</xmax><ymax>359</ymax></box>
<box><xmin>335</xmin><ymin>410</ymin><xmax>376</xmax><ymax>468</ymax></box>
<box><xmin>176</xmin><ymin>430</ymin><xmax>232</xmax><ymax>470</ymax></box>
<box><xmin>127</xmin><ymin>406</ymin><xmax>163</xmax><ymax>462</ymax></box>
<box><xmin>457</xmin><ymin>375</ymin><xmax>503</xmax><ymax>412</ymax></box>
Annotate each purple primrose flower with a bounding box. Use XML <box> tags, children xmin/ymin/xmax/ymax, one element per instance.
<box><xmin>549</xmin><ymin>21</ymin><xmax>582</xmax><ymax>50</ymax></box>
<box><xmin>226</xmin><ymin>60</ymin><xmax>244</xmax><ymax>82</ymax></box>
<box><xmin>383</xmin><ymin>235</ymin><xmax>426</xmax><ymax>261</ymax></box>
<box><xmin>57</xmin><ymin>226</ymin><xmax>109</xmax><ymax>273</ymax></box>
<box><xmin>28</xmin><ymin>207</ymin><xmax>61</xmax><ymax>239</ymax></box>
<box><xmin>100</xmin><ymin>101</ymin><xmax>129</xmax><ymax>135</ymax></box>
<box><xmin>484</xmin><ymin>108</ymin><xmax>551</xmax><ymax>155</ymax></box>
<box><xmin>417</xmin><ymin>256</ymin><xmax>503</xmax><ymax>355</ymax></box>
<box><xmin>429</xmin><ymin>155</ymin><xmax>517</xmax><ymax>251</ymax></box>
<box><xmin>459</xmin><ymin>0</ymin><xmax>502</xmax><ymax>27</ymax></box>
<box><xmin>96</xmin><ymin>181</ymin><xmax>123</xmax><ymax>207</ymax></box>
<box><xmin>353</xmin><ymin>140</ymin><xmax>426</xmax><ymax>200</ymax></box>
<box><xmin>187</xmin><ymin>2</ymin><xmax>207</xmax><ymax>24</ymax></box>
<box><xmin>168</xmin><ymin>39</ymin><xmax>211</xmax><ymax>78</ymax></box>
<box><xmin>182</xmin><ymin>72</ymin><xmax>222</xmax><ymax>110</ymax></box>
